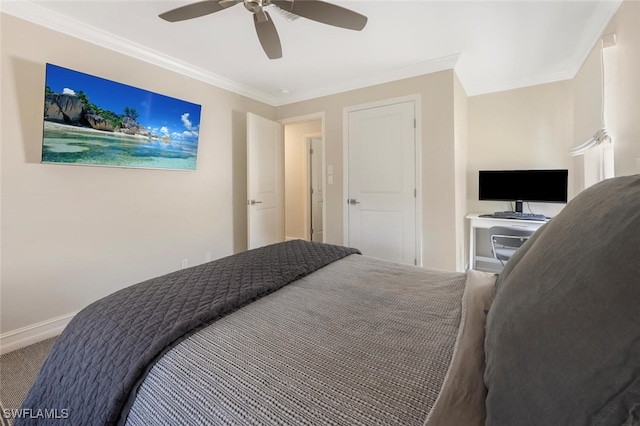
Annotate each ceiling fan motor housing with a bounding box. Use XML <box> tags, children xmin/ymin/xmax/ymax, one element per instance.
<box><xmin>244</xmin><ymin>0</ymin><xmax>264</xmax><ymax>13</ymax></box>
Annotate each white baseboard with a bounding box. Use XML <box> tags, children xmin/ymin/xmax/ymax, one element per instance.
<box><xmin>0</xmin><ymin>311</ymin><xmax>78</xmax><ymax>355</ymax></box>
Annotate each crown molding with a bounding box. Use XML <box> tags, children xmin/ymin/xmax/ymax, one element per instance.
<box><xmin>463</xmin><ymin>0</ymin><xmax>623</xmax><ymax>97</ymax></box>
<box><xmin>273</xmin><ymin>54</ymin><xmax>460</xmax><ymax>106</ymax></box>
<box><xmin>564</xmin><ymin>0</ymin><xmax>623</xmax><ymax>79</ymax></box>
<box><xmin>0</xmin><ymin>0</ymin><xmax>279</xmax><ymax>105</ymax></box>
<box><xmin>1</xmin><ymin>0</ymin><xmax>622</xmax><ymax>105</ymax></box>
<box><xmin>1</xmin><ymin>1</ymin><xmax>459</xmax><ymax>107</ymax></box>
<box><xmin>463</xmin><ymin>69</ymin><xmax>574</xmax><ymax>97</ymax></box>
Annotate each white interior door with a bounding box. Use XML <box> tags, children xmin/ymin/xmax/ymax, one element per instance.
<box><xmin>347</xmin><ymin>101</ymin><xmax>416</xmax><ymax>264</ymax></box>
<box><xmin>310</xmin><ymin>137</ymin><xmax>323</xmax><ymax>242</ymax></box>
<box><xmin>247</xmin><ymin>112</ymin><xmax>284</xmax><ymax>250</ymax></box>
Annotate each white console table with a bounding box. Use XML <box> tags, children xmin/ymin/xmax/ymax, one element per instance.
<box><xmin>467</xmin><ymin>214</ymin><xmax>548</xmax><ymax>271</ymax></box>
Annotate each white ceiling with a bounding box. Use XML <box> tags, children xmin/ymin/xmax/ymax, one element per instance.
<box><xmin>1</xmin><ymin>0</ymin><xmax>622</xmax><ymax>105</ymax></box>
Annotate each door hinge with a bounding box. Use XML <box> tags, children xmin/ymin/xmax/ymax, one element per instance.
<box><xmin>414</xmin><ymin>118</ymin><xmax>416</xmax><ymax>128</ymax></box>
<box><xmin>310</xmin><ymin>148</ymin><xmax>314</xmax><ymax>155</ymax></box>
<box><xmin>414</xmin><ymin>188</ymin><xmax>417</xmax><ymax>198</ymax></box>
<box><xmin>311</xmin><ymin>228</ymin><xmax>314</xmax><ymax>235</ymax></box>
<box><xmin>414</xmin><ymin>258</ymin><xmax>417</xmax><ymax>265</ymax></box>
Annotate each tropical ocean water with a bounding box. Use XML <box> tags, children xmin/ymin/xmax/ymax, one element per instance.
<box><xmin>42</xmin><ymin>122</ymin><xmax>198</xmax><ymax>170</ymax></box>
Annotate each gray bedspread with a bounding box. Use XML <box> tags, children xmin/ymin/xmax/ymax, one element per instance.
<box><xmin>18</xmin><ymin>241</ymin><xmax>359</xmax><ymax>426</ymax></box>
<box><xmin>125</xmin><ymin>255</ymin><xmax>467</xmax><ymax>425</ymax></box>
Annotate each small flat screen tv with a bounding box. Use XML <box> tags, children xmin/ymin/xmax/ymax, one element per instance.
<box><xmin>479</xmin><ymin>169</ymin><xmax>568</xmax><ymax>212</ymax></box>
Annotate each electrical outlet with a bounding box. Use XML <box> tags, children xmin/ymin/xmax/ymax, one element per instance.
<box><xmin>181</xmin><ymin>259</ymin><xmax>189</xmax><ymax>269</ymax></box>
<box><xmin>205</xmin><ymin>252</ymin><xmax>212</xmax><ymax>262</ymax></box>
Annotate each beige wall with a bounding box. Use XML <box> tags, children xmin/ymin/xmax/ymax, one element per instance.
<box><xmin>467</xmin><ymin>81</ymin><xmax>575</xmax><ymax>218</ymax></box>
<box><xmin>591</xmin><ymin>0</ymin><xmax>640</xmax><ymax>177</ymax></box>
<box><xmin>453</xmin><ymin>74</ymin><xmax>469</xmax><ymax>270</ymax></box>
<box><xmin>569</xmin><ymin>0</ymin><xmax>640</xmax><ymax>187</ymax></box>
<box><xmin>0</xmin><ymin>14</ymin><xmax>275</xmax><ymax>333</ymax></box>
<box><xmin>284</xmin><ymin>120</ymin><xmax>321</xmax><ymax>240</ymax></box>
<box><xmin>571</xmin><ymin>43</ymin><xmax>602</xmax><ymax>191</ymax></box>
<box><xmin>276</xmin><ymin>71</ymin><xmax>459</xmax><ymax>271</ymax></box>
<box><xmin>466</xmin><ymin>0</ymin><xmax>640</xmax><ymax>242</ymax></box>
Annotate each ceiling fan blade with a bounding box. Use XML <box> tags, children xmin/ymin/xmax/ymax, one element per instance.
<box><xmin>254</xmin><ymin>11</ymin><xmax>282</xmax><ymax>59</ymax></box>
<box><xmin>159</xmin><ymin>0</ymin><xmax>238</xmax><ymax>22</ymax></box>
<box><xmin>255</xmin><ymin>9</ymin><xmax>269</xmax><ymax>23</ymax></box>
<box><xmin>271</xmin><ymin>0</ymin><xmax>367</xmax><ymax>31</ymax></box>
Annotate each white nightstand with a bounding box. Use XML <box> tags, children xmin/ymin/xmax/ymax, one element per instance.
<box><xmin>467</xmin><ymin>214</ymin><xmax>547</xmax><ymax>272</ymax></box>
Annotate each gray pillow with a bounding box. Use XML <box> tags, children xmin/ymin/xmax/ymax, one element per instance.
<box><xmin>492</xmin><ymin>221</ymin><xmax>548</xmax><ymax>294</ymax></box>
<box><xmin>484</xmin><ymin>175</ymin><xmax>640</xmax><ymax>426</ymax></box>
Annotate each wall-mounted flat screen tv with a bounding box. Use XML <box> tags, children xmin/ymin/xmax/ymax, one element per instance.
<box><xmin>479</xmin><ymin>169</ymin><xmax>568</xmax><ymax>212</ymax></box>
<box><xmin>42</xmin><ymin>63</ymin><xmax>202</xmax><ymax>170</ymax></box>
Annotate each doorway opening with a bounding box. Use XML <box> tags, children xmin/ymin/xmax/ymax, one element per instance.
<box><xmin>282</xmin><ymin>116</ymin><xmax>325</xmax><ymax>243</ymax></box>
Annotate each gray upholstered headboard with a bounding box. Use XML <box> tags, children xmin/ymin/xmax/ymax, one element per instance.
<box><xmin>484</xmin><ymin>175</ymin><xmax>640</xmax><ymax>426</ymax></box>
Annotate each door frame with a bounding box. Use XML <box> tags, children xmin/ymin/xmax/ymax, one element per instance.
<box><xmin>342</xmin><ymin>94</ymin><xmax>422</xmax><ymax>265</ymax></box>
<box><xmin>280</xmin><ymin>112</ymin><xmax>326</xmax><ymax>243</ymax></box>
<box><xmin>305</xmin><ymin>132</ymin><xmax>323</xmax><ymax>241</ymax></box>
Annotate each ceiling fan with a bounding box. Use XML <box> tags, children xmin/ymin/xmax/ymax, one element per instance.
<box><xmin>159</xmin><ymin>0</ymin><xmax>368</xmax><ymax>59</ymax></box>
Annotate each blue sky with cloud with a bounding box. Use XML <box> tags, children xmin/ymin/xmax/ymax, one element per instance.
<box><xmin>45</xmin><ymin>63</ymin><xmax>201</xmax><ymax>144</ymax></box>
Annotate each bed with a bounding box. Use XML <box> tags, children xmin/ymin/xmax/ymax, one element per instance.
<box><xmin>17</xmin><ymin>175</ymin><xmax>640</xmax><ymax>426</ymax></box>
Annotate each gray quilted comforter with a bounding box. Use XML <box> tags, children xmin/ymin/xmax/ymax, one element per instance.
<box><xmin>17</xmin><ymin>241</ymin><xmax>359</xmax><ymax>426</ymax></box>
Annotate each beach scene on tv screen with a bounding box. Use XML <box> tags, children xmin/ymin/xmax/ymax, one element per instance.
<box><xmin>42</xmin><ymin>64</ymin><xmax>202</xmax><ymax>170</ymax></box>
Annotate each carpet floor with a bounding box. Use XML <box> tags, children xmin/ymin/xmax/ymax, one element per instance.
<box><xmin>0</xmin><ymin>337</ymin><xmax>57</xmax><ymax>425</ymax></box>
